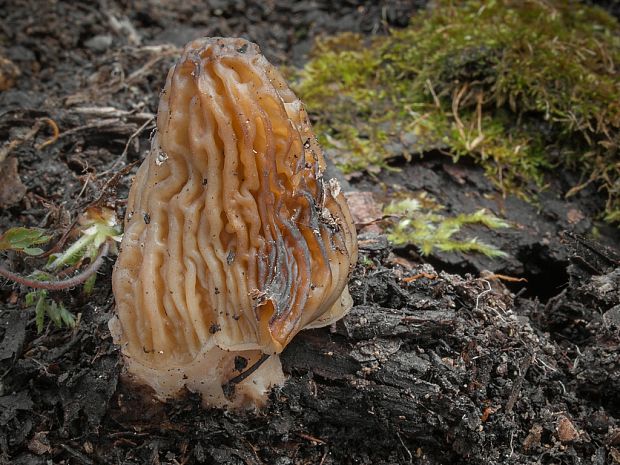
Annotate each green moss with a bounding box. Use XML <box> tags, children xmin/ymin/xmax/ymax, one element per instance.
<box><xmin>384</xmin><ymin>195</ymin><xmax>509</xmax><ymax>257</ymax></box>
<box><xmin>295</xmin><ymin>0</ymin><xmax>620</xmax><ymax>220</ymax></box>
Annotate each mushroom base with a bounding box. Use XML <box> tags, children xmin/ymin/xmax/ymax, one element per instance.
<box><xmin>109</xmin><ymin>317</ymin><xmax>286</xmax><ymax>409</ymax></box>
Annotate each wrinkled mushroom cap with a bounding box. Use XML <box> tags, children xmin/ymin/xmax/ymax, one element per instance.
<box><xmin>111</xmin><ymin>37</ymin><xmax>357</xmax><ymax>407</ymax></box>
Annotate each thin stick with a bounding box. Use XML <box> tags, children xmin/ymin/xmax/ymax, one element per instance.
<box><xmin>99</xmin><ymin>115</ymin><xmax>155</xmax><ymax>176</ymax></box>
<box><xmin>35</xmin><ymin>118</ymin><xmax>60</xmax><ymax>149</ymax></box>
<box><xmin>0</xmin><ymin>119</ymin><xmax>44</xmax><ymax>163</ymax></box>
<box><xmin>222</xmin><ymin>353</ymin><xmax>270</xmax><ymax>398</ymax></box>
<box><xmin>0</xmin><ymin>242</ymin><xmax>109</xmax><ymax>291</ymax></box>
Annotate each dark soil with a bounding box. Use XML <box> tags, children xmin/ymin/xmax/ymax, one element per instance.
<box><xmin>1</xmin><ymin>1</ymin><xmax>619</xmax><ymax>464</ymax></box>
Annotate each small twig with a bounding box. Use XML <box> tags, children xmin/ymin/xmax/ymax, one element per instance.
<box><xmin>0</xmin><ymin>119</ymin><xmax>45</xmax><ymax>163</ymax></box>
<box><xmin>476</xmin><ymin>92</ymin><xmax>483</xmax><ymax>135</ymax></box>
<box><xmin>474</xmin><ymin>279</ymin><xmax>492</xmax><ymax>312</ymax></box>
<box><xmin>90</xmin><ymin>161</ymin><xmax>138</xmax><ymax>206</ymax></box>
<box><xmin>72</xmin><ymin>106</ymin><xmax>154</xmax><ymax>121</ymax></box>
<box><xmin>60</xmin><ymin>444</ymin><xmax>95</xmax><ymax>465</ymax></box>
<box><xmin>124</xmin><ymin>55</ymin><xmax>167</xmax><ymax>86</ymax></box>
<box><xmin>222</xmin><ymin>353</ymin><xmax>270</xmax><ymax>397</ymax></box>
<box><xmin>55</xmin><ymin>118</ymin><xmax>121</xmax><ymax>140</ymax></box>
<box><xmin>534</xmin><ymin>354</ymin><xmax>557</xmax><ymax>373</ymax></box>
<box><xmin>318</xmin><ymin>449</ymin><xmax>329</xmax><ymax>465</ymax></box>
<box><xmin>95</xmin><ymin>47</ymin><xmax>178</xmax><ymax>97</ymax></box>
<box><xmin>403</xmin><ymin>272</ymin><xmax>438</xmax><ymax>283</ymax></box>
<box><xmin>0</xmin><ymin>242</ymin><xmax>109</xmax><ymax>291</ymax></box>
<box><xmin>35</xmin><ymin>118</ymin><xmax>60</xmax><ymax>150</ymax></box>
<box><xmin>425</xmin><ymin>79</ymin><xmax>441</xmax><ymax>109</ymax></box>
<box><xmin>396</xmin><ymin>431</ymin><xmax>413</xmax><ymax>464</ymax></box>
<box><xmin>452</xmin><ymin>84</ymin><xmax>468</xmax><ymax>131</ymax></box>
<box><xmin>505</xmin><ymin>354</ymin><xmax>532</xmax><ymax>413</ymax></box>
<box><xmin>565</xmin><ymin>176</ymin><xmax>595</xmax><ymax>198</ymax></box>
<box><xmin>99</xmin><ymin>115</ymin><xmax>155</xmax><ymax>176</ymax></box>
<box><xmin>73</xmin><ymin>173</ymin><xmax>92</xmax><ymax>205</ymax></box>
<box><xmin>105</xmin><ymin>11</ymin><xmax>141</xmax><ymax>46</ymax></box>
<box><xmin>483</xmin><ymin>273</ymin><xmax>528</xmax><ymax>283</ymax></box>
<box><xmin>295</xmin><ymin>432</ymin><xmax>326</xmax><ymax>445</ymax></box>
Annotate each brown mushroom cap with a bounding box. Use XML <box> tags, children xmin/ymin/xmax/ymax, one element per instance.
<box><xmin>110</xmin><ymin>37</ymin><xmax>358</xmax><ymax>407</ymax></box>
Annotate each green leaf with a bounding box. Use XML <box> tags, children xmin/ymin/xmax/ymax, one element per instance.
<box><xmin>25</xmin><ymin>291</ymin><xmax>37</xmax><ymax>306</ymax></box>
<box><xmin>47</xmin><ymin>302</ymin><xmax>63</xmax><ymax>328</ymax></box>
<box><xmin>34</xmin><ymin>294</ymin><xmax>48</xmax><ymax>334</ymax></box>
<box><xmin>23</xmin><ymin>247</ymin><xmax>45</xmax><ymax>256</ymax></box>
<box><xmin>83</xmin><ymin>274</ymin><xmax>96</xmax><ymax>295</ymax></box>
<box><xmin>0</xmin><ymin>227</ymin><xmax>51</xmax><ymax>254</ymax></box>
<box><xmin>58</xmin><ymin>303</ymin><xmax>76</xmax><ymax>328</ymax></box>
<box><xmin>28</xmin><ymin>270</ymin><xmax>54</xmax><ymax>282</ymax></box>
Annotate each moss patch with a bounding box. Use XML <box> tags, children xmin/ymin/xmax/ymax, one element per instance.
<box><xmin>295</xmin><ymin>0</ymin><xmax>620</xmax><ymax>221</ymax></box>
<box><xmin>384</xmin><ymin>194</ymin><xmax>509</xmax><ymax>257</ymax></box>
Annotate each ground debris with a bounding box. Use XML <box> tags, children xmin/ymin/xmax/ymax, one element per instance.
<box><xmin>0</xmin><ymin>158</ymin><xmax>27</xmax><ymax>208</ymax></box>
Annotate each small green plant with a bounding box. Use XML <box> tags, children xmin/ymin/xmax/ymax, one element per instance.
<box><xmin>25</xmin><ymin>290</ymin><xmax>76</xmax><ymax>334</ymax></box>
<box><xmin>384</xmin><ymin>195</ymin><xmax>509</xmax><ymax>257</ymax></box>
<box><xmin>46</xmin><ymin>207</ymin><xmax>122</xmax><ymax>294</ymax></box>
<box><xmin>0</xmin><ymin>207</ymin><xmax>121</xmax><ymax>332</ymax></box>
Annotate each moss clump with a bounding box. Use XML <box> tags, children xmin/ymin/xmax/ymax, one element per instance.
<box><xmin>296</xmin><ymin>0</ymin><xmax>620</xmax><ymax>221</ymax></box>
<box><xmin>384</xmin><ymin>194</ymin><xmax>509</xmax><ymax>257</ymax></box>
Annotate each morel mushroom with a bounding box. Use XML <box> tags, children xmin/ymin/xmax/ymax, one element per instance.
<box><xmin>110</xmin><ymin>37</ymin><xmax>358</xmax><ymax>408</ymax></box>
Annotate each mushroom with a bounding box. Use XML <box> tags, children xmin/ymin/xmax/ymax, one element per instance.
<box><xmin>110</xmin><ymin>37</ymin><xmax>358</xmax><ymax>408</ymax></box>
